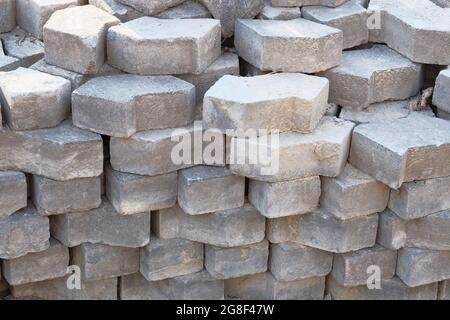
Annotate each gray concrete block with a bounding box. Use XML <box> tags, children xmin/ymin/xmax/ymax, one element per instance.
<box><xmin>0</xmin><ymin>39</ymin><xmax>20</xmax><ymax>72</ymax></box>
<box><xmin>117</xmin><ymin>0</ymin><xmax>187</xmax><ymax>15</ymax></box>
<box><xmin>89</xmin><ymin>0</ymin><xmax>144</xmax><ymax>22</ymax></box>
<box><xmin>405</xmin><ymin>209</ymin><xmax>450</xmax><ymax>250</ymax></box>
<box><xmin>0</xmin><ymin>171</ymin><xmax>27</xmax><ymax>219</ymax></box>
<box><xmin>433</xmin><ymin>68</ymin><xmax>450</xmax><ymax>113</ymax></box>
<box><xmin>259</xmin><ymin>0</ymin><xmax>301</xmax><ymax>20</ymax></box>
<box><xmin>155</xmin><ymin>0</ymin><xmax>212</xmax><ymax>19</ymax></box>
<box><xmin>0</xmin><ymin>0</ymin><xmax>15</xmax><ymax>33</ymax></box>
<box><xmin>0</xmin><ymin>28</ymin><xmax>44</xmax><ymax>67</ymax></box>
<box><xmin>376</xmin><ymin>209</ymin><xmax>407</xmax><ymax>250</ymax></box>
<box><xmin>271</xmin><ymin>0</ymin><xmax>348</xmax><ymax>6</ymax></box>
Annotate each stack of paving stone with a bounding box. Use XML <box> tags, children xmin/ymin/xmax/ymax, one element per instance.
<box><xmin>1</xmin><ymin>0</ymin><xmax>450</xmax><ymax>300</ymax></box>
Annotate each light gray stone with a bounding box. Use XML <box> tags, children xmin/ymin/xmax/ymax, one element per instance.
<box><xmin>73</xmin><ymin>75</ymin><xmax>195</xmax><ymax>137</ymax></box>
<box><xmin>72</xmin><ymin>243</ymin><xmax>139</xmax><ymax>281</ymax></box>
<box><xmin>259</xmin><ymin>0</ymin><xmax>301</xmax><ymax>20</ymax></box>
<box><xmin>178</xmin><ymin>166</ymin><xmax>245</xmax><ymax>215</ymax></box>
<box><xmin>11</xmin><ymin>276</ymin><xmax>117</xmax><ymax>300</ymax></box>
<box><xmin>235</xmin><ymin>18</ymin><xmax>342</xmax><ymax>73</ymax></box>
<box><xmin>0</xmin><ymin>0</ymin><xmax>15</xmax><ymax>33</ymax></box>
<box><xmin>437</xmin><ymin>108</ymin><xmax>450</xmax><ymax>120</ymax></box>
<box><xmin>43</xmin><ymin>5</ymin><xmax>120</xmax><ymax>74</ymax></box>
<box><xmin>155</xmin><ymin>0</ymin><xmax>212</xmax><ymax>19</ymax></box>
<box><xmin>249</xmin><ymin>176</ymin><xmax>321</xmax><ymax>218</ymax></box>
<box><xmin>106</xmin><ymin>165</ymin><xmax>177</xmax><ymax>215</ymax></box>
<box><xmin>200</xmin><ymin>0</ymin><xmax>264</xmax><ymax>38</ymax></box>
<box><xmin>107</xmin><ymin>17</ymin><xmax>221</xmax><ymax>75</ymax></box>
<box><xmin>271</xmin><ymin>0</ymin><xmax>348</xmax><ymax>6</ymax></box>
<box><xmin>153</xmin><ymin>204</ymin><xmax>266</xmax><ymax>247</ymax></box>
<box><xmin>89</xmin><ymin>0</ymin><xmax>143</xmax><ymax>22</ymax></box>
<box><xmin>0</xmin><ymin>28</ymin><xmax>45</xmax><ymax>67</ymax></box>
<box><xmin>205</xmin><ymin>240</ymin><xmax>269</xmax><ymax>279</ymax></box>
<box><xmin>368</xmin><ymin>0</ymin><xmax>450</xmax><ymax>64</ymax></box>
<box><xmin>376</xmin><ymin>209</ymin><xmax>407</xmax><ymax>250</ymax></box>
<box><xmin>31</xmin><ymin>175</ymin><xmax>101</xmax><ymax>216</ymax></box>
<box><xmin>331</xmin><ymin>244</ymin><xmax>397</xmax><ymax>287</ymax></box>
<box><xmin>0</xmin><ymin>40</ymin><xmax>20</xmax><ymax>72</ymax></box>
<box><xmin>230</xmin><ymin>117</ymin><xmax>355</xmax><ymax>182</ymax></box>
<box><xmin>2</xmin><ymin>239</ymin><xmax>69</xmax><ymax>285</ymax></box>
<box><xmin>0</xmin><ymin>67</ymin><xmax>71</xmax><ymax>130</ymax></box>
<box><xmin>50</xmin><ymin>199</ymin><xmax>150</xmax><ymax>248</ymax></box>
<box><xmin>117</xmin><ymin>0</ymin><xmax>187</xmax><ymax>15</ymax></box>
<box><xmin>0</xmin><ymin>171</ymin><xmax>27</xmax><ymax>219</ymax></box>
<box><xmin>320</xmin><ymin>164</ymin><xmax>389</xmax><ymax>220</ymax></box>
<box><xmin>203</xmin><ymin>73</ymin><xmax>329</xmax><ymax>134</ymax></box>
<box><xmin>433</xmin><ymin>68</ymin><xmax>450</xmax><ymax>113</ymax></box>
<box><xmin>269</xmin><ymin>242</ymin><xmax>333</xmax><ymax>281</ymax></box>
<box><xmin>397</xmin><ymin>247</ymin><xmax>450</xmax><ymax>287</ymax></box>
<box><xmin>302</xmin><ymin>0</ymin><xmax>368</xmax><ymax>49</ymax></box>
<box><xmin>349</xmin><ymin>113</ymin><xmax>450</xmax><ymax>189</ymax></box>
<box><xmin>140</xmin><ymin>236</ymin><xmax>203</xmax><ymax>281</ymax></box>
<box><xmin>327</xmin><ymin>275</ymin><xmax>438</xmax><ymax>300</ymax></box>
<box><xmin>0</xmin><ymin>120</ymin><xmax>103</xmax><ymax>181</ymax></box>
<box><xmin>0</xmin><ymin>205</ymin><xmax>50</xmax><ymax>259</ymax></box>
<box><xmin>225</xmin><ymin>272</ymin><xmax>325</xmax><ymax>300</ymax></box>
<box><xmin>320</xmin><ymin>45</ymin><xmax>423</xmax><ymax>110</ymax></box>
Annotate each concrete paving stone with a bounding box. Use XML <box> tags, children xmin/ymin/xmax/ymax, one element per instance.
<box><xmin>117</xmin><ymin>0</ymin><xmax>187</xmax><ymax>15</ymax></box>
<box><xmin>89</xmin><ymin>0</ymin><xmax>144</xmax><ymax>21</ymax></box>
<box><xmin>0</xmin><ymin>28</ymin><xmax>45</xmax><ymax>67</ymax></box>
<box><xmin>0</xmin><ymin>0</ymin><xmax>16</xmax><ymax>33</ymax></box>
<box><xmin>0</xmin><ymin>171</ymin><xmax>27</xmax><ymax>219</ymax></box>
<box><xmin>376</xmin><ymin>209</ymin><xmax>407</xmax><ymax>250</ymax></box>
<box><xmin>271</xmin><ymin>0</ymin><xmax>348</xmax><ymax>6</ymax></box>
<box><xmin>0</xmin><ymin>39</ymin><xmax>20</xmax><ymax>71</ymax></box>
<box><xmin>155</xmin><ymin>0</ymin><xmax>212</xmax><ymax>19</ymax></box>
<box><xmin>433</xmin><ymin>68</ymin><xmax>450</xmax><ymax>113</ymax></box>
<box><xmin>259</xmin><ymin>0</ymin><xmax>301</xmax><ymax>20</ymax></box>
<box><xmin>405</xmin><ymin>209</ymin><xmax>450</xmax><ymax>250</ymax></box>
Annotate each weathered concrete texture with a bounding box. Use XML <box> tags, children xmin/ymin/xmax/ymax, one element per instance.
<box><xmin>235</xmin><ymin>18</ymin><xmax>342</xmax><ymax>73</ymax></box>
<box><xmin>72</xmin><ymin>75</ymin><xmax>195</xmax><ymax>137</ymax></box>
<box><xmin>389</xmin><ymin>176</ymin><xmax>450</xmax><ymax>220</ymax></box>
<box><xmin>320</xmin><ymin>164</ymin><xmax>389</xmax><ymax>220</ymax></box>
<box><xmin>259</xmin><ymin>0</ymin><xmax>301</xmax><ymax>20</ymax></box>
<box><xmin>0</xmin><ymin>120</ymin><xmax>103</xmax><ymax>181</ymax></box>
<box><xmin>433</xmin><ymin>68</ymin><xmax>450</xmax><ymax>113</ymax></box>
<box><xmin>438</xmin><ymin>280</ymin><xmax>450</xmax><ymax>300</ymax></box>
<box><xmin>200</xmin><ymin>0</ymin><xmax>264</xmax><ymax>38</ymax></box>
<box><xmin>230</xmin><ymin>117</ymin><xmax>355</xmax><ymax>182</ymax></box>
<box><xmin>269</xmin><ymin>242</ymin><xmax>333</xmax><ymax>281</ymax></box>
<box><xmin>327</xmin><ymin>275</ymin><xmax>438</xmax><ymax>300</ymax></box>
<box><xmin>72</xmin><ymin>243</ymin><xmax>139</xmax><ymax>281</ymax></box>
<box><xmin>302</xmin><ymin>0</ymin><xmax>368</xmax><ymax>49</ymax></box>
<box><xmin>50</xmin><ymin>199</ymin><xmax>150</xmax><ymax>248</ymax></box>
<box><xmin>397</xmin><ymin>248</ymin><xmax>450</xmax><ymax>287</ymax></box>
<box><xmin>16</xmin><ymin>0</ymin><xmax>82</xmax><ymax>40</ymax></box>
<box><xmin>153</xmin><ymin>204</ymin><xmax>266</xmax><ymax>247</ymax></box>
<box><xmin>0</xmin><ymin>40</ymin><xmax>20</xmax><ymax>72</ymax></box>
<box><xmin>203</xmin><ymin>73</ymin><xmax>329</xmax><ymax>134</ymax></box>
<box><xmin>376</xmin><ymin>209</ymin><xmax>407</xmax><ymax>250</ymax></box>
<box><xmin>0</xmin><ymin>206</ymin><xmax>50</xmax><ymax>259</ymax></box>
<box><xmin>117</xmin><ymin>0</ymin><xmax>187</xmax><ymax>15</ymax></box>
<box><xmin>11</xmin><ymin>276</ymin><xmax>117</xmax><ymax>300</ymax></box>
<box><xmin>320</xmin><ymin>45</ymin><xmax>423</xmax><ymax>110</ymax></box>
<box><xmin>225</xmin><ymin>272</ymin><xmax>325</xmax><ymax>300</ymax></box>
<box><xmin>106</xmin><ymin>165</ymin><xmax>177</xmax><ymax>215</ymax></box>
<box><xmin>156</xmin><ymin>0</ymin><xmax>212</xmax><ymax>19</ymax></box>
<box><xmin>178</xmin><ymin>166</ymin><xmax>245</xmax><ymax>215</ymax></box>
<box><xmin>43</xmin><ymin>5</ymin><xmax>120</xmax><ymax>74</ymax></box>
<box><xmin>31</xmin><ymin>175</ymin><xmax>102</xmax><ymax>216</ymax></box>
<box><xmin>331</xmin><ymin>244</ymin><xmax>397</xmax><ymax>287</ymax></box>
<box><xmin>271</xmin><ymin>0</ymin><xmax>348</xmax><ymax>6</ymax></box>
<box><xmin>249</xmin><ymin>176</ymin><xmax>321</xmax><ymax>218</ymax></box>
<box><xmin>140</xmin><ymin>236</ymin><xmax>203</xmax><ymax>281</ymax></box>
<box><xmin>0</xmin><ymin>0</ymin><xmax>15</xmax><ymax>33</ymax></box>
<box><xmin>349</xmin><ymin>113</ymin><xmax>450</xmax><ymax>189</ymax></box>
<box><xmin>178</xmin><ymin>52</ymin><xmax>240</xmax><ymax>105</ymax></box>
<box><xmin>205</xmin><ymin>240</ymin><xmax>269</xmax><ymax>279</ymax></box>
<box><xmin>368</xmin><ymin>0</ymin><xmax>450</xmax><ymax>65</ymax></box>
<box><xmin>0</xmin><ymin>28</ymin><xmax>45</xmax><ymax>67</ymax></box>
<box><xmin>0</xmin><ymin>171</ymin><xmax>27</xmax><ymax>219</ymax></box>
<box><xmin>340</xmin><ymin>100</ymin><xmax>434</xmax><ymax>124</ymax></box>
<box><xmin>89</xmin><ymin>0</ymin><xmax>144</xmax><ymax>22</ymax></box>
<box><xmin>2</xmin><ymin>239</ymin><xmax>69</xmax><ymax>286</ymax></box>
<box><xmin>107</xmin><ymin>17</ymin><xmax>221</xmax><ymax>75</ymax></box>
<box><xmin>0</xmin><ymin>67</ymin><xmax>71</xmax><ymax>130</ymax></box>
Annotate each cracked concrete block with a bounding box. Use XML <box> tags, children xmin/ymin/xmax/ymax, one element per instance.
<box><xmin>249</xmin><ymin>176</ymin><xmax>321</xmax><ymax>218</ymax></box>
<box><xmin>106</xmin><ymin>165</ymin><xmax>177</xmax><ymax>215</ymax></box>
<box><xmin>0</xmin><ymin>67</ymin><xmax>71</xmax><ymax>130</ymax></box>
<box><xmin>0</xmin><ymin>0</ymin><xmax>15</xmax><ymax>33</ymax></box>
<box><xmin>0</xmin><ymin>120</ymin><xmax>103</xmax><ymax>181</ymax></box>
<box><xmin>320</xmin><ymin>45</ymin><xmax>423</xmax><ymax>110</ymax></box>
<box><xmin>107</xmin><ymin>17</ymin><xmax>221</xmax><ymax>75</ymax></box>
<box><xmin>203</xmin><ymin>73</ymin><xmax>329</xmax><ymax>134</ymax></box>
<box><xmin>0</xmin><ymin>28</ymin><xmax>45</xmax><ymax>67</ymax></box>
<box><xmin>235</xmin><ymin>18</ymin><xmax>342</xmax><ymax>73</ymax></box>
<box><xmin>349</xmin><ymin>113</ymin><xmax>450</xmax><ymax>189</ymax></box>
<box><xmin>89</xmin><ymin>0</ymin><xmax>143</xmax><ymax>22</ymax></box>
<box><xmin>205</xmin><ymin>240</ymin><xmax>269</xmax><ymax>279</ymax></box>
<box><xmin>72</xmin><ymin>75</ymin><xmax>195</xmax><ymax>137</ymax></box>
<box><xmin>50</xmin><ymin>199</ymin><xmax>150</xmax><ymax>248</ymax></box>
<box><xmin>178</xmin><ymin>166</ymin><xmax>245</xmax><ymax>215</ymax></box>
<box><xmin>230</xmin><ymin>117</ymin><xmax>355</xmax><ymax>182</ymax></box>
<box><xmin>433</xmin><ymin>68</ymin><xmax>450</xmax><ymax>113</ymax></box>
<box><xmin>155</xmin><ymin>0</ymin><xmax>212</xmax><ymax>19</ymax></box>
<box><xmin>117</xmin><ymin>0</ymin><xmax>187</xmax><ymax>15</ymax></box>
<box><xmin>2</xmin><ymin>239</ymin><xmax>69</xmax><ymax>285</ymax></box>
<box><xmin>140</xmin><ymin>236</ymin><xmax>203</xmax><ymax>281</ymax></box>
<box><xmin>0</xmin><ymin>171</ymin><xmax>27</xmax><ymax>219</ymax></box>
<box><xmin>269</xmin><ymin>242</ymin><xmax>333</xmax><ymax>281</ymax></box>
<box><xmin>43</xmin><ymin>5</ymin><xmax>120</xmax><ymax>74</ymax></box>
<box><xmin>0</xmin><ymin>205</ymin><xmax>50</xmax><ymax>259</ymax></box>
<box><xmin>0</xmin><ymin>40</ymin><xmax>20</xmax><ymax>72</ymax></box>
<box><xmin>376</xmin><ymin>209</ymin><xmax>407</xmax><ymax>250</ymax></box>
<box><xmin>320</xmin><ymin>164</ymin><xmax>389</xmax><ymax>220</ymax></box>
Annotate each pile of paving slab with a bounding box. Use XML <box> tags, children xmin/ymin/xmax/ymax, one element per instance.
<box><xmin>2</xmin><ymin>0</ymin><xmax>450</xmax><ymax>300</ymax></box>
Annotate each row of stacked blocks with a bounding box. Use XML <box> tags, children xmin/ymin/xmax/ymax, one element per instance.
<box><xmin>1</xmin><ymin>0</ymin><xmax>450</xmax><ymax>299</ymax></box>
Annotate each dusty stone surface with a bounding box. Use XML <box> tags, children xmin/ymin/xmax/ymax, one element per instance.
<box><xmin>376</xmin><ymin>209</ymin><xmax>407</xmax><ymax>250</ymax></box>
<box><xmin>117</xmin><ymin>0</ymin><xmax>187</xmax><ymax>15</ymax></box>
<box><xmin>0</xmin><ymin>0</ymin><xmax>15</xmax><ymax>33</ymax></box>
<box><xmin>90</xmin><ymin>0</ymin><xmax>143</xmax><ymax>21</ymax></box>
<box><xmin>235</xmin><ymin>18</ymin><xmax>343</xmax><ymax>73</ymax></box>
<box><xmin>271</xmin><ymin>0</ymin><xmax>348</xmax><ymax>6</ymax></box>
<box><xmin>0</xmin><ymin>28</ymin><xmax>45</xmax><ymax>67</ymax></box>
<box><xmin>0</xmin><ymin>39</ymin><xmax>20</xmax><ymax>71</ymax></box>
<box><xmin>405</xmin><ymin>209</ymin><xmax>450</xmax><ymax>250</ymax></box>
<box><xmin>0</xmin><ymin>171</ymin><xmax>27</xmax><ymax>219</ymax></box>
<box><xmin>156</xmin><ymin>0</ymin><xmax>212</xmax><ymax>19</ymax></box>
<box><xmin>433</xmin><ymin>68</ymin><xmax>450</xmax><ymax>113</ymax></box>
<box><xmin>259</xmin><ymin>0</ymin><xmax>301</xmax><ymax>20</ymax></box>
